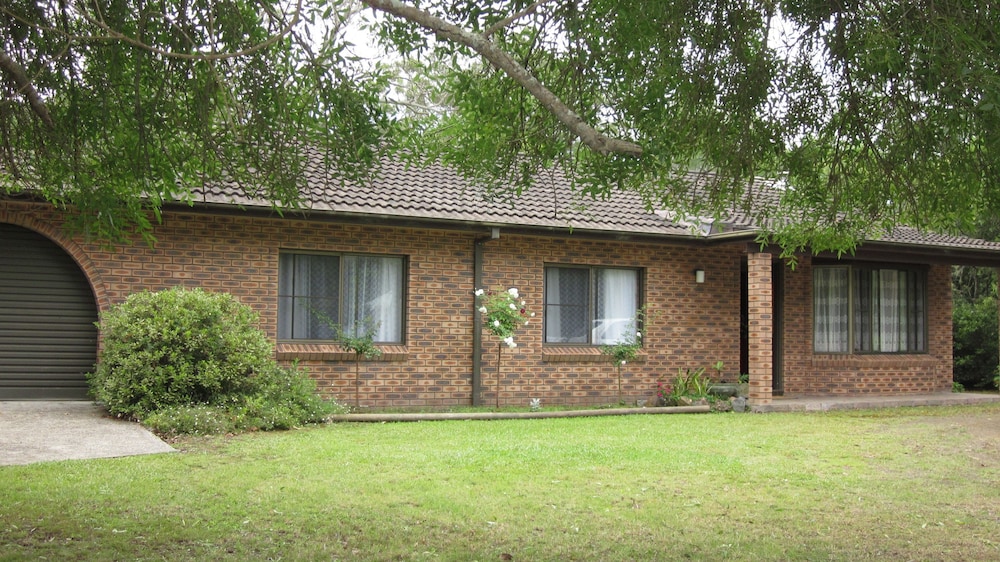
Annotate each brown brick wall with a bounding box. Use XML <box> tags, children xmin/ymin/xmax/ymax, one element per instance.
<box><xmin>1</xmin><ymin>201</ymin><xmax>745</xmax><ymax>407</ymax></box>
<box><xmin>476</xmin><ymin>234</ymin><xmax>743</xmax><ymax>406</ymax></box>
<box><xmin>1</xmin><ymin>201</ymin><xmax>958</xmax><ymax>406</ymax></box>
<box><xmin>780</xmin><ymin>256</ymin><xmax>954</xmax><ymax>395</ymax></box>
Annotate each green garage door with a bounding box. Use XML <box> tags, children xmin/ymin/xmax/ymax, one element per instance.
<box><xmin>0</xmin><ymin>224</ymin><xmax>98</xmax><ymax>399</ymax></box>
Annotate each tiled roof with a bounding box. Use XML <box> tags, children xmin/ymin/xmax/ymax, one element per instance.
<box><xmin>191</xmin><ymin>149</ymin><xmax>1000</xmax><ymax>254</ymax></box>
<box><xmin>196</xmin><ymin>152</ymin><xmax>697</xmax><ymax>236</ymax></box>
<box><xmin>874</xmin><ymin>226</ymin><xmax>1000</xmax><ymax>252</ymax></box>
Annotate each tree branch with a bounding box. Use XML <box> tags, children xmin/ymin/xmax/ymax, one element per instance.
<box><xmin>78</xmin><ymin>0</ymin><xmax>303</xmax><ymax>61</ymax></box>
<box><xmin>0</xmin><ymin>48</ymin><xmax>55</xmax><ymax>129</ymax></box>
<box><xmin>362</xmin><ymin>0</ymin><xmax>643</xmax><ymax>158</ymax></box>
<box><xmin>0</xmin><ymin>2</ymin><xmax>304</xmax><ymax>63</ymax></box>
<box><xmin>483</xmin><ymin>0</ymin><xmax>556</xmax><ymax>38</ymax></box>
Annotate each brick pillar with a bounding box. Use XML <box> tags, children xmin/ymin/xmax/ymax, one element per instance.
<box><xmin>747</xmin><ymin>252</ymin><xmax>773</xmax><ymax>407</ymax></box>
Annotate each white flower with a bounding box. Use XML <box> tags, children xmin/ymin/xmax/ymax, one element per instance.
<box><xmin>509</xmin><ymin>303</ymin><xmax>517</xmax><ymax>310</ymax></box>
<box><xmin>530</xmin><ymin>312</ymin><xmax>536</xmax><ymax>317</ymax></box>
<box><xmin>636</xmin><ymin>331</ymin><xmax>642</xmax><ymax>338</ymax></box>
<box><xmin>479</xmin><ymin>306</ymin><xmax>488</xmax><ymax>313</ymax></box>
<box><xmin>493</xmin><ymin>320</ymin><xmax>501</xmax><ymax>327</ymax></box>
<box><xmin>521</xmin><ymin>300</ymin><xmax>526</xmax><ymax>306</ymax></box>
<box><xmin>503</xmin><ymin>336</ymin><xmax>517</xmax><ymax>348</ymax></box>
<box><xmin>621</xmin><ymin>360</ymin><xmax>627</xmax><ymax>365</ymax></box>
<box><xmin>474</xmin><ymin>288</ymin><xmax>485</xmax><ymax>296</ymax></box>
<box><xmin>507</xmin><ymin>287</ymin><xmax>519</xmax><ymax>298</ymax></box>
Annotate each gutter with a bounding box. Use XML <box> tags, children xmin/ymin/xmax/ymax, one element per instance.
<box><xmin>159</xmin><ymin>200</ymin><xmax>758</xmax><ymax>247</ymax></box>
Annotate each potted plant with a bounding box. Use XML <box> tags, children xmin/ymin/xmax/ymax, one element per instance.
<box><xmin>708</xmin><ymin>361</ymin><xmax>742</xmax><ymax>398</ymax></box>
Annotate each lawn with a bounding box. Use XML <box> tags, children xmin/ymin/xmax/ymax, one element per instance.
<box><xmin>3</xmin><ymin>404</ymin><xmax>1000</xmax><ymax>561</ymax></box>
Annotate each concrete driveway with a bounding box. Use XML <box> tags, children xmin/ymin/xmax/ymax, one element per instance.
<box><xmin>0</xmin><ymin>401</ymin><xmax>175</xmax><ymax>466</ymax></box>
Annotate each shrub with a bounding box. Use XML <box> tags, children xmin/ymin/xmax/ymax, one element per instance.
<box><xmin>953</xmin><ymin>296</ymin><xmax>998</xmax><ymax>390</ymax></box>
<box><xmin>230</xmin><ymin>363</ymin><xmax>340</xmax><ymax>431</ymax></box>
<box><xmin>88</xmin><ymin>287</ymin><xmax>340</xmax><ymax>435</ymax></box>
<box><xmin>144</xmin><ymin>366</ymin><xmax>342</xmax><ymax>437</ymax></box>
<box><xmin>89</xmin><ymin>286</ymin><xmax>274</xmax><ymax>418</ymax></box>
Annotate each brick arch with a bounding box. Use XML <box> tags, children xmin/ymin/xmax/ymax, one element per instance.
<box><xmin>0</xmin><ymin>211</ymin><xmax>111</xmax><ymax>312</ymax></box>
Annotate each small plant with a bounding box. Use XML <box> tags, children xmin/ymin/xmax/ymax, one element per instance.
<box><xmin>336</xmin><ymin>320</ymin><xmax>382</xmax><ymax>408</ymax></box>
<box><xmin>310</xmin><ymin>308</ymin><xmax>382</xmax><ymax>408</ymax></box>
<box><xmin>655</xmin><ymin>377</ymin><xmax>673</xmax><ymax>406</ymax></box>
<box><xmin>143</xmin><ymin>405</ymin><xmax>236</xmax><ymax>436</ymax></box>
<box><xmin>601</xmin><ymin>306</ymin><xmax>647</xmax><ymax>404</ymax></box>
<box><xmin>952</xmin><ymin>381</ymin><xmax>965</xmax><ymax>393</ymax></box>
<box><xmin>994</xmin><ymin>367</ymin><xmax>1000</xmax><ymax>392</ymax></box>
<box><xmin>475</xmin><ymin>287</ymin><xmax>533</xmax><ymax>348</ymax></box>
<box><xmin>475</xmin><ymin>286</ymin><xmax>533</xmax><ymax>407</ymax></box>
<box><xmin>661</xmin><ymin>367</ymin><xmax>713</xmax><ymax>405</ymax></box>
<box><xmin>529</xmin><ymin>398</ymin><xmax>542</xmax><ymax>412</ymax></box>
<box><xmin>712</xmin><ymin>360</ymin><xmax>726</xmax><ymax>381</ymax></box>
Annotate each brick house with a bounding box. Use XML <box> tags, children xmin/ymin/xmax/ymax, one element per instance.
<box><xmin>4</xmin><ymin>157</ymin><xmax>1000</xmax><ymax>408</ymax></box>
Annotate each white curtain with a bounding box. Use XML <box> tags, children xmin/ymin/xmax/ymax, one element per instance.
<box><xmin>343</xmin><ymin>256</ymin><xmax>403</xmax><ymax>342</ymax></box>
<box><xmin>595</xmin><ymin>269</ymin><xmax>637</xmax><ymax>345</ymax></box>
<box><xmin>813</xmin><ymin>268</ymin><xmax>848</xmax><ymax>352</ymax></box>
<box><xmin>878</xmin><ymin>270</ymin><xmax>902</xmax><ymax>352</ymax></box>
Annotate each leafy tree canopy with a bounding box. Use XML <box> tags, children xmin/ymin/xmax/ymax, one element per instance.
<box><xmin>2</xmin><ymin>0</ymin><xmax>998</xmax><ymax>254</ymax></box>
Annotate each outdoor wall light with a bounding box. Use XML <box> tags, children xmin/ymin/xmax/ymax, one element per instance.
<box><xmin>694</xmin><ymin>269</ymin><xmax>705</xmax><ymax>284</ymax></box>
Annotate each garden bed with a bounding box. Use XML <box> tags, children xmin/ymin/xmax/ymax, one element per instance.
<box><xmin>328</xmin><ymin>404</ymin><xmax>709</xmax><ymax>422</ymax></box>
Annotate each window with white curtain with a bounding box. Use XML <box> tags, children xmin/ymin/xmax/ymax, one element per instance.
<box><xmin>545</xmin><ymin>265</ymin><xmax>640</xmax><ymax>344</ymax></box>
<box><xmin>278</xmin><ymin>253</ymin><xmax>405</xmax><ymax>343</ymax></box>
<box><xmin>813</xmin><ymin>265</ymin><xmax>926</xmax><ymax>354</ymax></box>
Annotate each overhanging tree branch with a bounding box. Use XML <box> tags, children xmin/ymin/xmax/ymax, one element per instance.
<box><xmin>483</xmin><ymin>0</ymin><xmax>556</xmax><ymax>37</ymax></box>
<box><xmin>77</xmin><ymin>0</ymin><xmax>304</xmax><ymax>61</ymax></box>
<box><xmin>0</xmin><ymin>48</ymin><xmax>55</xmax><ymax>129</ymax></box>
<box><xmin>1</xmin><ymin>2</ymin><xmax>303</xmax><ymax>63</ymax></box>
<box><xmin>362</xmin><ymin>0</ymin><xmax>643</xmax><ymax>158</ymax></box>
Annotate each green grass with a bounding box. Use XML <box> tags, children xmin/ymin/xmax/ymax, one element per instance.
<box><xmin>4</xmin><ymin>404</ymin><xmax>1000</xmax><ymax>561</ymax></box>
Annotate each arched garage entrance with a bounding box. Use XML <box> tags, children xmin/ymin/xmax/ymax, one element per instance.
<box><xmin>0</xmin><ymin>223</ymin><xmax>98</xmax><ymax>399</ymax></box>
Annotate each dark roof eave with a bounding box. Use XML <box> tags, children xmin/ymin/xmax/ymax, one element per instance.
<box><xmin>167</xmin><ymin>201</ymin><xmax>766</xmax><ymax>246</ymax></box>
<box><xmin>818</xmin><ymin>240</ymin><xmax>1000</xmax><ymax>267</ymax></box>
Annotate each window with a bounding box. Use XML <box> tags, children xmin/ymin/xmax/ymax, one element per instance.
<box><xmin>813</xmin><ymin>265</ymin><xmax>926</xmax><ymax>353</ymax></box>
<box><xmin>278</xmin><ymin>252</ymin><xmax>405</xmax><ymax>343</ymax></box>
<box><xmin>545</xmin><ymin>266</ymin><xmax>640</xmax><ymax>344</ymax></box>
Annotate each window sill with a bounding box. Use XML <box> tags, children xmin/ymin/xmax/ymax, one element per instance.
<box><xmin>542</xmin><ymin>346</ymin><xmax>647</xmax><ymax>364</ymax></box>
<box><xmin>276</xmin><ymin>342</ymin><xmax>408</xmax><ymax>362</ymax></box>
<box><xmin>812</xmin><ymin>354</ymin><xmax>934</xmax><ymax>368</ymax></box>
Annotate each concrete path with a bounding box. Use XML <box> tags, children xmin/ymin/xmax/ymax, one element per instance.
<box><xmin>0</xmin><ymin>401</ymin><xmax>175</xmax><ymax>466</ymax></box>
<box><xmin>755</xmin><ymin>391</ymin><xmax>1000</xmax><ymax>412</ymax></box>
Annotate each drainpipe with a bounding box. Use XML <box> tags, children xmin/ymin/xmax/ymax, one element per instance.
<box><xmin>472</xmin><ymin>229</ymin><xmax>499</xmax><ymax>406</ymax></box>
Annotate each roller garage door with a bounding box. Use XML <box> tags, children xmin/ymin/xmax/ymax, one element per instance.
<box><xmin>0</xmin><ymin>224</ymin><xmax>98</xmax><ymax>399</ymax></box>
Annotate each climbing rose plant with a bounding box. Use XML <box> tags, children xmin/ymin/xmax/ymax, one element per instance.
<box><xmin>475</xmin><ymin>287</ymin><xmax>534</xmax><ymax>348</ymax></box>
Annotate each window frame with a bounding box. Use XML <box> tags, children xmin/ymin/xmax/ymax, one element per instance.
<box><xmin>543</xmin><ymin>264</ymin><xmax>644</xmax><ymax>346</ymax></box>
<box><xmin>277</xmin><ymin>251</ymin><xmax>407</xmax><ymax>344</ymax></box>
<box><xmin>812</xmin><ymin>263</ymin><xmax>928</xmax><ymax>355</ymax></box>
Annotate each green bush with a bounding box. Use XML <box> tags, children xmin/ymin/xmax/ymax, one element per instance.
<box><xmin>143</xmin><ymin>366</ymin><xmax>340</xmax><ymax>437</ymax></box>
<box><xmin>88</xmin><ymin>287</ymin><xmax>340</xmax><ymax>434</ymax></box>
<box><xmin>230</xmin><ymin>363</ymin><xmax>339</xmax><ymax>431</ymax></box>
<box><xmin>953</xmin><ymin>296</ymin><xmax>998</xmax><ymax>390</ymax></box>
<box><xmin>89</xmin><ymin>286</ymin><xmax>274</xmax><ymax>417</ymax></box>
